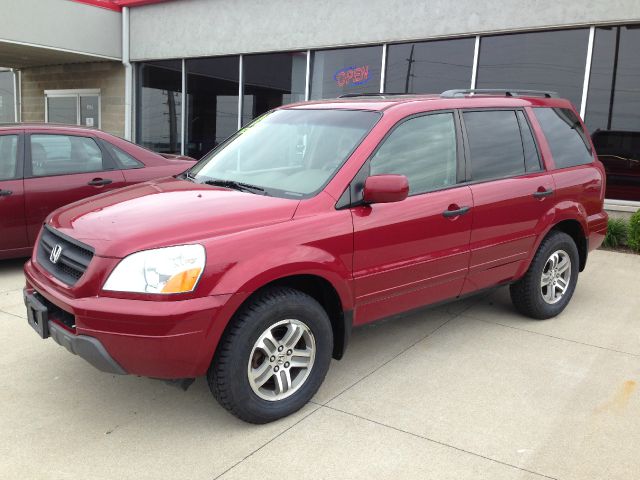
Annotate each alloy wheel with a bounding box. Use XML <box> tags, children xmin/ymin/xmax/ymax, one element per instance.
<box><xmin>247</xmin><ymin>319</ymin><xmax>316</xmax><ymax>401</ymax></box>
<box><xmin>540</xmin><ymin>249</ymin><xmax>572</xmax><ymax>304</ymax></box>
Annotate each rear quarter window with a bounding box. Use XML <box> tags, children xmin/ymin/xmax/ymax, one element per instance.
<box><xmin>103</xmin><ymin>142</ymin><xmax>144</xmax><ymax>169</ymax></box>
<box><xmin>533</xmin><ymin>107</ymin><xmax>593</xmax><ymax>169</ymax></box>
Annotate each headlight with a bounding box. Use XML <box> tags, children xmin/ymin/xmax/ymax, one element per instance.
<box><xmin>103</xmin><ymin>244</ymin><xmax>205</xmax><ymax>294</ymax></box>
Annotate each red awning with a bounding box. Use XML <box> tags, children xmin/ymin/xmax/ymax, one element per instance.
<box><xmin>72</xmin><ymin>0</ymin><xmax>171</xmax><ymax>11</ymax></box>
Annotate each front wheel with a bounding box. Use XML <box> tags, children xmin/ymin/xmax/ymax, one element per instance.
<box><xmin>510</xmin><ymin>231</ymin><xmax>579</xmax><ymax>320</ymax></box>
<box><xmin>208</xmin><ymin>287</ymin><xmax>333</xmax><ymax>423</ymax></box>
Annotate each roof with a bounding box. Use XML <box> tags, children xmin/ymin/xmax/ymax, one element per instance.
<box><xmin>0</xmin><ymin>122</ymin><xmax>102</xmax><ymax>133</ymax></box>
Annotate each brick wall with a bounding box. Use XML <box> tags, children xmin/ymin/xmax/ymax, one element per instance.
<box><xmin>20</xmin><ymin>61</ymin><xmax>125</xmax><ymax>137</ymax></box>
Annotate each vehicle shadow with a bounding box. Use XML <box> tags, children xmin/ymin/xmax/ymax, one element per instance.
<box><xmin>0</xmin><ymin>257</ymin><xmax>28</xmax><ymax>292</ymax></box>
<box><xmin>0</xmin><ymin>257</ymin><xmax>28</xmax><ymax>271</ymax></box>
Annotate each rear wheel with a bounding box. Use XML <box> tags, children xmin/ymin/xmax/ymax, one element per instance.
<box><xmin>510</xmin><ymin>231</ymin><xmax>579</xmax><ymax>319</ymax></box>
<box><xmin>208</xmin><ymin>287</ymin><xmax>333</xmax><ymax>423</ymax></box>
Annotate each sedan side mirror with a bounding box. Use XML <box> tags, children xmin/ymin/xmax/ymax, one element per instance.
<box><xmin>363</xmin><ymin>174</ymin><xmax>409</xmax><ymax>204</ymax></box>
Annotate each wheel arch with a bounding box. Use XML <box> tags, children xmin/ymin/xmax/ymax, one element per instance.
<box><xmin>551</xmin><ymin>219</ymin><xmax>588</xmax><ymax>271</ymax></box>
<box><xmin>516</xmin><ymin>215</ymin><xmax>589</xmax><ymax>281</ymax></box>
<box><xmin>250</xmin><ymin>274</ymin><xmax>352</xmax><ymax>360</ymax></box>
<box><xmin>204</xmin><ymin>269</ymin><xmax>353</xmax><ymax>376</ymax></box>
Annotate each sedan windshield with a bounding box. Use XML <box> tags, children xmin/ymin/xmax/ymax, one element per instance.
<box><xmin>189</xmin><ymin>109</ymin><xmax>381</xmax><ymax>198</ymax></box>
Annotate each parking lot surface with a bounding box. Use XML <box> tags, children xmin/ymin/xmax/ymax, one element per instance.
<box><xmin>1</xmin><ymin>250</ymin><xmax>639</xmax><ymax>479</ymax></box>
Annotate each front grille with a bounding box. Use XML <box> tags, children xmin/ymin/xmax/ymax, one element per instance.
<box><xmin>37</xmin><ymin>225</ymin><xmax>94</xmax><ymax>286</ymax></box>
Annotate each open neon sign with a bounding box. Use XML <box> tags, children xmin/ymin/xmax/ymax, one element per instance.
<box><xmin>334</xmin><ymin>65</ymin><xmax>370</xmax><ymax>88</ymax></box>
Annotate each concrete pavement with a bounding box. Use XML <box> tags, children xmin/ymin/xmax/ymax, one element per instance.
<box><xmin>1</xmin><ymin>250</ymin><xmax>639</xmax><ymax>479</ymax></box>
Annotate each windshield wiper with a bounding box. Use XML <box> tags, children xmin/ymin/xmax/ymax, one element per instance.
<box><xmin>200</xmin><ymin>178</ymin><xmax>266</xmax><ymax>195</ymax></box>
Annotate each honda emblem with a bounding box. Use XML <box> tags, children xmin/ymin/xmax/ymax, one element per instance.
<box><xmin>50</xmin><ymin>244</ymin><xmax>63</xmax><ymax>264</ymax></box>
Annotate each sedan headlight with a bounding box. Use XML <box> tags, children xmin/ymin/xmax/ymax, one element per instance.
<box><xmin>103</xmin><ymin>244</ymin><xmax>205</xmax><ymax>294</ymax></box>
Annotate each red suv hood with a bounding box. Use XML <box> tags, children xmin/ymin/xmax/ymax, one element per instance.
<box><xmin>48</xmin><ymin>177</ymin><xmax>299</xmax><ymax>258</ymax></box>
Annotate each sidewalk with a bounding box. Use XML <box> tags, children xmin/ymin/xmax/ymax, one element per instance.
<box><xmin>1</xmin><ymin>250</ymin><xmax>638</xmax><ymax>479</ymax></box>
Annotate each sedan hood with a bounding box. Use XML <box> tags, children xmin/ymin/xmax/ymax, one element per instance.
<box><xmin>48</xmin><ymin>177</ymin><xmax>299</xmax><ymax>258</ymax></box>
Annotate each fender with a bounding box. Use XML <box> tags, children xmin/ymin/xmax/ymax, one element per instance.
<box><xmin>192</xmin><ymin>244</ymin><xmax>354</xmax><ymax>375</ymax></box>
<box><xmin>216</xmin><ymin>249</ymin><xmax>354</xmax><ymax>310</ymax></box>
<box><xmin>514</xmin><ymin>199</ymin><xmax>588</xmax><ymax>279</ymax></box>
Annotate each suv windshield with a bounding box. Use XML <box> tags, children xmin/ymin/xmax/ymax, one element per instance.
<box><xmin>189</xmin><ymin>109</ymin><xmax>381</xmax><ymax>198</ymax></box>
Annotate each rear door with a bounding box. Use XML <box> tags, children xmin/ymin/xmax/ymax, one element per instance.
<box><xmin>352</xmin><ymin>111</ymin><xmax>473</xmax><ymax>324</ymax></box>
<box><xmin>0</xmin><ymin>132</ymin><xmax>28</xmax><ymax>255</ymax></box>
<box><xmin>97</xmin><ymin>138</ymin><xmax>149</xmax><ymax>185</ymax></box>
<box><xmin>532</xmin><ymin>107</ymin><xmax>602</xmax><ymax>219</ymax></box>
<box><xmin>23</xmin><ymin>132</ymin><xmax>126</xmax><ymax>244</ymax></box>
<box><xmin>461</xmin><ymin>108</ymin><xmax>554</xmax><ymax>294</ymax></box>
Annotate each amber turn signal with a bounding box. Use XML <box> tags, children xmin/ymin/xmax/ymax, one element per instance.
<box><xmin>161</xmin><ymin>268</ymin><xmax>202</xmax><ymax>293</ymax></box>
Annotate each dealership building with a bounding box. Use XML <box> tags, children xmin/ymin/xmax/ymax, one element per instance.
<box><xmin>1</xmin><ymin>0</ymin><xmax>640</xmax><ymax>211</ymax></box>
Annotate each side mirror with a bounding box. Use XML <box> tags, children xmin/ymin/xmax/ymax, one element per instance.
<box><xmin>363</xmin><ymin>174</ymin><xmax>409</xmax><ymax>204</ymax></box>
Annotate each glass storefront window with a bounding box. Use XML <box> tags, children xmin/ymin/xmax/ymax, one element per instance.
<box><xmin>585</xmin><ymin>25</ymin><xmax>640</xmax><ymax>202</ymax></box>
<box><xmin>385</xmin><ymin>38</ymin><xmax>475</xmax><ymax>94</ymax></box>
<box><xmin>310</xmin><ymin>46</ymin><xmax>383</xmax><ymax>99</ymax></box>
<box><xmin>136</xmin><ymin>60</ymin><xmax>182</xmax><ymax>154</ymax></box>
<box><xmin>477</xmin><ymin>29</ymin><xmax>589</xmax><ymax>109</ymax></box>
<box><xmin>186</xmin><ymin>56</ymin><xmax>239</xmax><ymax>159</ymax></box>
<box><xmin>131</xmin><ymin>26</ymin><xmax>640</xmax><ymax>205</ymax></box>
<box><xmin>242</xmin><ymin>52</ymin><xmax>307</xmax><ymax>125</ymax></box>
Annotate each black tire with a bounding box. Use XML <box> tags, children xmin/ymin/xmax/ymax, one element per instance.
<box><xmin>510</xmin><ymin>230</ymin><xmax>580</xmax><ymax>320</ymax></box>
<box><xmin>208</xmin><ymin>287</ymin><xmax>333</xmax><ymax>424</ymax></box>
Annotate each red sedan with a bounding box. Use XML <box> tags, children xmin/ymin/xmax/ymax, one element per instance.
<box><xmin>0</xmin><ymin>124</ymin><xmax>195</xmax><ymax>259</ymax></box>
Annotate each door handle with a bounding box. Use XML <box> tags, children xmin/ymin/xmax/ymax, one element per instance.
<box><xmin>532</xmin><ymin>188</ymin><xmax>553</xmax><ymax>199</ymax></box>
<box><xmin>442</xmin><ymin>205</ymin><xmax>471</xmax><ymax>218</ymax></box>
<box><xmin>0</xmin><ymin>189</ymin><xmax>12</xmax><ymax>197</ymax></box>
<box><xmin>87</xmin><ymin>178</ymin><xmax>113</xmax><ymax>187</ymax></box>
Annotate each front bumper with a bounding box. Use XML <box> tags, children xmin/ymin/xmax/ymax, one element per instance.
<box><xmin>49</xmin><ymin>318</ymin><xmax>127</xmax><ymax>375</ymax></box>
<box><xmin>24</xmin><ymin>259</ymin><xmax>235</xmax><ymax>379</ymax></box>
<box><xmin>23</xmin><ymin>288</ymin><xmax>125</xmax><ymax>374</ymax></box>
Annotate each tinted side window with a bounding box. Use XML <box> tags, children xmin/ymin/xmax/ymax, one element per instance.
<box><xmin>370</xmin><ymin>113</ymin><xmax>457</xmax><ymax>194</ymax></box>
<box><xmin>533</xmin><ymin>108</ymin><xmax>593</xmax><ymax>169</ymax></box>
<box><xmin>463</xmin><ymin>110</ymin><xmax>525</xmax><ymax>181</ymax></box>
<box><xmin>0</xmin><ymin>135</ymin><xmax>18</xmax><ymax>180</ymax></box>
<box><xmin>30</xmin><ymin>134</ymin><xmax>105</xmax><ymax>177</ymax></box>
<box><xmin>517</xmin><ymin>111</ymin><xmax>541</xmax><ymax>172</ymax></box>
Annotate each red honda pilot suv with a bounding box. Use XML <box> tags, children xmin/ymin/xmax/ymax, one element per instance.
<box><xmin>23</xmin><ymin>90</ymin><xmax>608</xmax><ymax>423</ymax></box>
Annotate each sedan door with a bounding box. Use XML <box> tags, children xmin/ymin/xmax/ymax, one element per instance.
<box><xmin>0</xmin><ymin>132</ymin><xmax>28</xmax><ymax>257</ymax></box>
<box><xmin>352</xmin><ymin>111</ymin><xmax>473</xmax><ymax>325</ymax></box>
<box><xmin>23</xmin><ymin>132</ymin><xmax>126</xmax><ymax>245</ymax></box>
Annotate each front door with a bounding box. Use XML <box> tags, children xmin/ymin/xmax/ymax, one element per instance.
<box><xmin>23</xmin><ymin>132</ymin><xmax>126</xmax><ymax>244</ymax></box>
<box><xmin>352</xmin><ymin>111</ymin><xmax>473</xmax><ymax>325</ymax></box>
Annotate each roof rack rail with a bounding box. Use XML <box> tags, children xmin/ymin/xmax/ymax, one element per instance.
<box><xmin>337</xmin><ymin>92</ymin><xmax>413</xmax><ymax>98</ymax></box>
<box><xmin>338</xmin><ymin>93</ymin><xmax>385</xmax><ymax>98</ymax></box>
<box><xmin>440</xmin><ymin>89</ymin><xmax>559</xmax><ymax>99</ymax></box>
